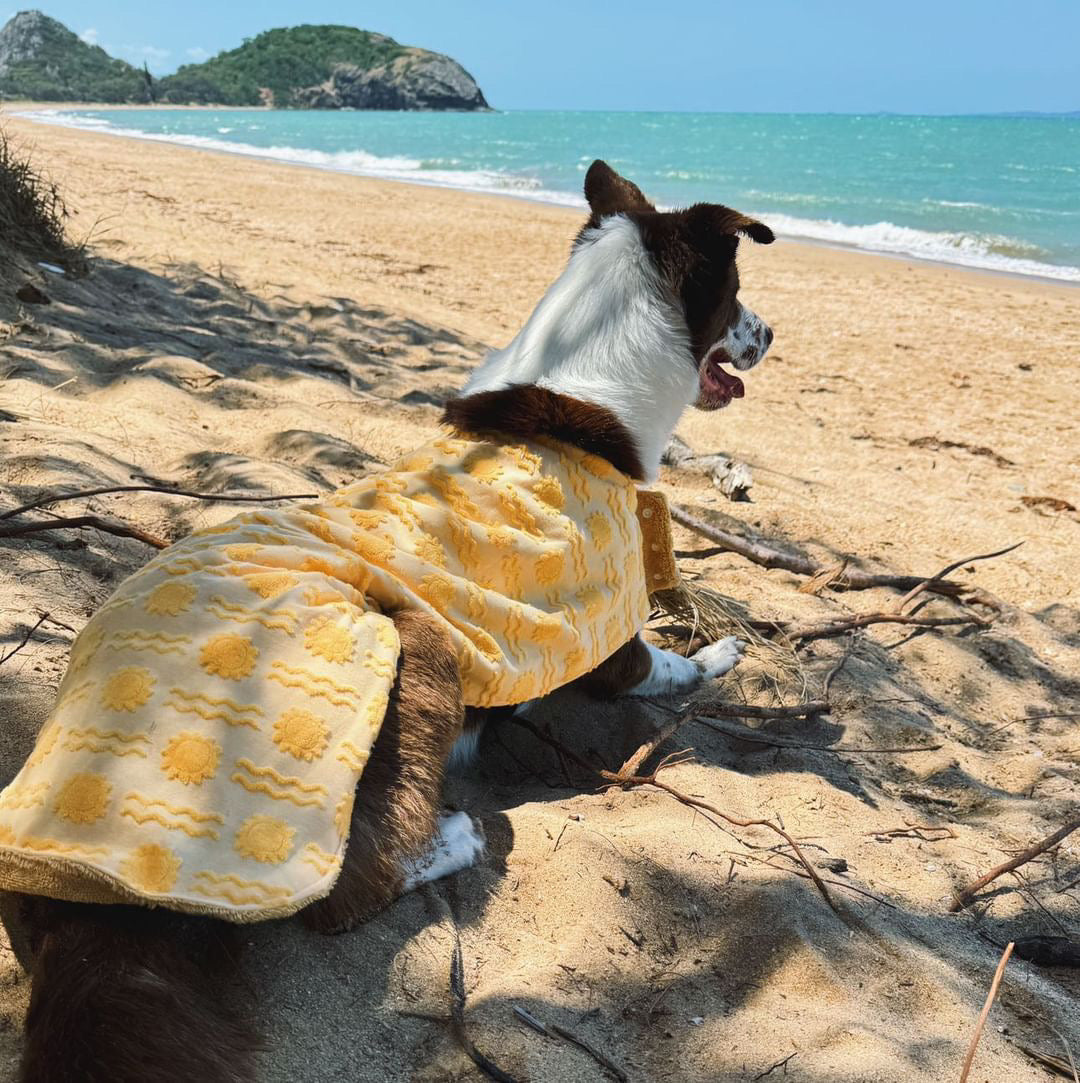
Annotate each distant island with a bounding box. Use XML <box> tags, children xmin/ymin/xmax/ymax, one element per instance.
<box><xmin>0</xmin><ymin>11</ymin><xmax>490</xmax><ymax>110</ymax></box>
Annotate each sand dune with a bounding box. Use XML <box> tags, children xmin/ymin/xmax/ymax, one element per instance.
<box><xmin>1</xmin><ymin>112</ymin><xmax>1078</xmax><ymax>1081</ymax></box>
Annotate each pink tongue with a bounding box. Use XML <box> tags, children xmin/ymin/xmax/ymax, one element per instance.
<box><xmin>707</xmin><ymin>361</ymin><xmax>744</xmax><ymax>397</ymax></box>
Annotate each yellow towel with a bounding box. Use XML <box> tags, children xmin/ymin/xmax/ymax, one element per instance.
<box><xmin>0</xmin><ymin>433</ymin><xmax>668</xmax><ymax>921</ymax></box>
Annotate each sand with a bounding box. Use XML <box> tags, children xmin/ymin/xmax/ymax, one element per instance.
<box><xmin>0</xmin><ymin>110</ymin><xmax>1077</xmax><ymax>1082</ymax></box>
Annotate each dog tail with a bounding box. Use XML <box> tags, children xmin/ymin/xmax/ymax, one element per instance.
<box><xmin>18</xmin><ymin>898</ymin><xmax>259</xmax><ymax>1083</ymax></box>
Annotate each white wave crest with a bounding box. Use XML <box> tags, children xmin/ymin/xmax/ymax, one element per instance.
<box><xmin>16</xmin><ymin>109</ymin><xmax>587</xmax><ymax>208</ymax></box>
<box><xmin>760</xmin><ymin>212</ymin><xmax>1080</xmax><ymax>281</ymax></box>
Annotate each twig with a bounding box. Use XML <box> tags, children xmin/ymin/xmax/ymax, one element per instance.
<box><xmin>895</xmin><ymin>543</ymin><xmax>1022</xmax><ymax>612</ymax></box>
<box><xmin>753</xmin><ymin>1051</ymin><xmax>798</xmax><ymax>1079</ymax></box>
<box><xmin>776</xmin><ymin>612</ymin><xmax>987</xmax><ymax>644</ymax></box>
<box><xmin>671</xmin><ymin>505</ymin><xmax>981</xmax><ymax>598</ymax></box>
<box><xmin>822</xmin><ymin>637</ymin><xmax>854</xmax><ymax>697</ymax></box>
<box><xmin>958</xmin><ymin>941</ymin><xmax>1013</xmax><ymax>1083</ymax></box>
<box><xmin>696</xmin><ymin>716</ymin><xmax>942</xmax><ymax>755</ymax></box>
<box><xmin>550</xmin><ymin>1023</ymin><xmax>629</xmax><ymax>1082</ymax></box>
<box><xmin>508</xmin><ymin>715</ymin><xmax>838</xmax><ymax>913</ymax></box>
<box><xmin>0</xmin><ymin>612</ymin><xmax>50</xmax><ymax>665</ymax></box>
<box><xmin>449</xmin><ymin>926</ymin><xmax>519</xmax><ymax>1082</ymax></box>
<box><xmin>619</xmin><ymin>698</ymin><xmax>829</xmax><ymax>781</ymax></box>
<box><xmin>1014</xmin><ymin>1042</ymin><xmax>1078</xmax><ymax>1081</ymax></box>
<box><xmin>950</xmin><ymin>819</ymin><xmax>1080</xmax><ymax>912</ymax></box>
<box><xmin>866</xmin><ymin>824</ymin><xmax>956</xmax><ymax>841</ymax></box>
<box><xmin>0</xmin><ymin>483</ymin><xmax>320</xmax><ymax>520</ymax></box>
<box><xmin>0</xmin><ymin>515</ymin><xmax>169</xmax><ymax>549</ymax></box>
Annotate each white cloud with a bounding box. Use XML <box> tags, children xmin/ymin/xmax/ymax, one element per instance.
<box><xmin>111</xmin><ymin>43</ymin><xmax>172</xmax><ymax>72</ymax></box>
<box><xmin>186</xmin><ymin>46</ymin><xmax>210</xmax><ymax>62</ymax></box>
<box><xmin>79</xmin><ymin>27</ymin><xmax>99</xmax><ymax>45</ymax></box>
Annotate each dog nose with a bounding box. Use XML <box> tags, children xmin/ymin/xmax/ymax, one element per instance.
<box><xmin>764</xmin><ymin>325</ymin><xmax>774</xmax><ymax>348</ymax></box>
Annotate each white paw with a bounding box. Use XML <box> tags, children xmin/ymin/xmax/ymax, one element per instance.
<box><xmin>402</xmin><ymin>811</ymin><xmax>485</xmax><ymax>891</ymax></box>
<box><xmin>691</xmin><ymin>636</ymin><xmax>745</xmax><ymax>680</ymax></box>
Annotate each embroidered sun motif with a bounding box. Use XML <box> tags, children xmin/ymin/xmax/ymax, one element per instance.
<box><xmin>200</xmin><ymin>634</ymin><xmax>258</xmax><ymax>679</ymax></box>
<box><xmin>470</xmin><ymin>628</ymin><xmax>502</xmax><ymax>662</ymax></box>
<box><xmin>122</xmin><ymin>843</ymin><xmax>181</xmax><ymax>893</ymax></box>
<box><xmin>586</xmin><ymin>512</ymin><xmax>613</xmax><ymax>549</ymax></box>
<box><xmin>0</xmin><ymin>824</ymin><xmax>15</xmax><ymax>846</ymax></box>
<box><xmin>145</xmin><ymin>580</ymin><xmax>196</xmax><ymax>617</ymax></box>
<box><xmin>533</xmin><ymin>614</ymin><xmax>563</xmax><ymax>643</ymax></box>
<box><xmin>535</xmin><ymin>551</ymin><xmax>565</xmax><ymax>586</ymax></box>
<box><xmin>420</xmin><ymin>573</ymin><xmax>456</xmax><ymax>610</ymax></box>
<box><xmin>243</xmin><ymin>571</ymin><xmax>298</xmax><ymax>599</ymax></box>
<box><xmin>234</xmin><ymin>815</ymin><xmax>295</xmax><ymax>865</ymax></box>
<box><xmin>303</xmin><ymin>618</ymin><xmax>354</xmax><ymax>664</ymax></box>
<box><xmin>413</xmin><ymin>533</ymin><xmax>447</xmax><ymax>568</ymax></box>
<box><xmin>564</xmin><ymin>646</ymin><xmax>586</xmax><ymax>678</ymax></box>
<box><xmin>273</xmin><ymin>708</ymin><xmax>329</xmax><ymax>761</ymax></box>
<box><xmin>54</xmin><ymin>773</ymin><xmax>111</xmax><ymax>824</ymax></box>
<box><xmin>161</xmin><ymin>732</ymin><xmax>221</xmax><ymax>785</ymax></box>
<box><xmin>353</xmin><ymin>533</ymin><xmax>393</xmax><ymax>565</ymax></box>
<box><xmin>101</xmin><ymin>666</ymin><xmax>155</xmax><ymax>712</ymax></box>
<box><xmin>532</xmin><ymin>475</ymin><xmax>565</xmax><ymax>510</ymax></box>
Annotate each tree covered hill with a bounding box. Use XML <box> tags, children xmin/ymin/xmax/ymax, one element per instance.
<box><xmin>0</xmin><ymin>10</ymin><xmax>150</xmax><ymax>103</ymax></box>
<box><xmin>0</xmin><ymin>13</ymin><xmax>489</xmax><ymax>110</ymax></box>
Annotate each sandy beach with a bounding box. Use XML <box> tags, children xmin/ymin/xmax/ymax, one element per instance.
<box><xmin>1</xmin><ymin>110</ymin><xmax>1078</xmax><ymax>1081</ymax></box>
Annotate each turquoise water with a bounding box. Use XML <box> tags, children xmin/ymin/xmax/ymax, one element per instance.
<box><xmin>24</xmin><ymin>108</ymin><xmax>1080</xmax><ymax>281</ymax></box>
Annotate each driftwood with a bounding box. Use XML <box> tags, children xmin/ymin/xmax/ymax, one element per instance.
<box><xmin>670</xmin><ymin>504</ymin><xmax>1017</xmax><ymax>604</ymax></box>
<box><xmin>950</xmin><ymin>819</ymin><xmax>1080</xmax><ymax>912</ymax></box>
<box><xmin>0</xmin><ymin>514</ymin><xmax>169</xmax><ymax>549</ymax></box>
<box><xmin>663</xmin><ymin>436</ymin><xmax>753</xmax><ymax>500</ymax></box>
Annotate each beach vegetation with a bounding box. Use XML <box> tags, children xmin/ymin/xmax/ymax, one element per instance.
<box><xmin>157</xmin><ymin>25</ymin><xmax>405</xmax><ymax>107</ymax></box>
<box><xmin>0</xmin><ymin>127</ymin><xmax>82</xmax><ymax>268</ymax></box>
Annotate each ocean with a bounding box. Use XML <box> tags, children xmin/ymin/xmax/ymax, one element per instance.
<box><xmin>22</xmin><ymin>107</ymin><xmax>1080</xmax><ymax>282</ymax></box>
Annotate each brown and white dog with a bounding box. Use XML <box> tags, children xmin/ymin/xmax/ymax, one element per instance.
<box><xmin>6</xmin><ymin>161</ymin><xmax>773</xmax><ymax>1082</ymax></box>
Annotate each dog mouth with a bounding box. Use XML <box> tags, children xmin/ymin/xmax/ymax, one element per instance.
<box><xmin>696</xmin><ymin>350</ymin><xmax>745</xmax><ymax>410</ymax></box>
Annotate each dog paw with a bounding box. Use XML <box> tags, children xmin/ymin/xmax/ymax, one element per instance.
<box><xmin>692</xmin><ymin>636</ymin><xmax>745</xmax><ymax>680</ymax></box>
<box><xmin>403</xmin><ymin>811</ymin><xmax>486</xmax><ymax>891</ymax></box>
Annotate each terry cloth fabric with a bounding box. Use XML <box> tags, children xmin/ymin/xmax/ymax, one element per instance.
<box><xmin>0</xmin><ymin>433</ymin><xmax>674</xmax><ymax>922</ymax></box>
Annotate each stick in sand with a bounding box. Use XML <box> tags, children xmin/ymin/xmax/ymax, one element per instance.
<box><xmin>958</xmin><ymin>941</ymin><xmax>1013</xmax><ymax>1083</ymax></box>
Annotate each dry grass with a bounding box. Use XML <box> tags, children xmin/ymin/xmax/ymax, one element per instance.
<box><xmin>0</xmin><ymin>126</ymin><xmax>83</xmax><ymax>270</ymax></box>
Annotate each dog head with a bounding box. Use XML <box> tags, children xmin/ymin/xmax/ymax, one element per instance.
<box><xmin>580</xmin><ymin>160</ymin><xmax>774</xmax><ymax>411</ymax></box>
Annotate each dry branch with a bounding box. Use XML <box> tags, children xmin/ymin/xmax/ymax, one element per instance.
<box><xmin>0</xmin><ymin>515</ymin><xmax>169</xmax><ymax>549</ymax></box>
<box><xmin>958</xmin><ymin>941</ymin><xmax>1013</xmax><ymax>1083</ymax></box>
<box><xmin>509</xmin><ymin>715</ymin><xmax>838</xmax><ymax>913</ymax></box>
<box><xmin>777</xmin><ymin>612</ymin><xmax>986</xmax><ymax>643</ymax></box>
<box><xmin>0</xmin><ymin>483</ymin><xmax>320</xmax><ymax>521</ymax></box>
<box><xmin>671</xmin><ymin>505</ymin><xmax>1015</xmax><ymax>607</ymax></box>
<box><xmin>950</xmin><ymin>819</ymin><xmax>1080</xmax><ymax>912</ymax></box>
<box><xmin>0</xmin><ymin>611</ymin><xmax>50</xmax><ymax>665</ymax></box>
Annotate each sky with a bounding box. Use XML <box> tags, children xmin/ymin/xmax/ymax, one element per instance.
<box><xmin>13</xmin><ymin>1</ymin><xmax>1080</xmax><ymax>113</ymax></box>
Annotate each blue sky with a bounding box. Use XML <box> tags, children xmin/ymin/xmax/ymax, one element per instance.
<box><xmin>17</xmin><ymin>1</ymin><xmax>1080</xmax><ymax>113</ymax></box>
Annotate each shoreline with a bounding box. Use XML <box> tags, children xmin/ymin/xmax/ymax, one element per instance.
<box><xmin>7</xmin><ymin>102</ymin><xmax>1077</xmax><ymax>289</ymax></box>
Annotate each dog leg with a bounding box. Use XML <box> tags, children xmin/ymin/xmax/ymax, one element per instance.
<box><xmin>18</xmin><ymin>898</ymin><xmax>257</xmax><ymax>1083</ymax></box>
<box><xmin>402</xmin><ymin>810</ymin><xmax>485</xmax><ymax>890</ymax></box>
<box><xmin>575</xmin><ymin>633</ymin><xmax>743</xmax><ymax>698</ymax></box>
<box><xmin>302</xmin><ymin>610</ymin><xmax>468</xmax><ymax>935</ymax></box>
<box><xmin>629</xmin><ymin>638</ymin><xmax>744</xmax><ymax>695</ymax></box>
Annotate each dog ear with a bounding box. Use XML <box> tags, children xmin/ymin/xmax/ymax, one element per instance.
<box><xmin>685</xmin><ymin>204</ymin><xmax>775</xmax><ymax>251</ymax></box>
<box><xmin>583</xmin><ymin>160</ymin><xmax>656</xmax><ymax>222</ymax></box>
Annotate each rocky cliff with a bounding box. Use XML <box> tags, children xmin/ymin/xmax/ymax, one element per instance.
<box><xmin>293</xmin><ymin>49</ymin><xmax>489</xmax><ymax>111</ymax></box>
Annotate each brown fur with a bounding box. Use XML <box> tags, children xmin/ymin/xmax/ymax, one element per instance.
<box><xmin>580</xmin><ymin>160</ymin><xmax>774</xmax><ymax>365</ymax></box>
<box><xmin>17</xmin><ymin>898</ymin><xmax>258</xmax><ymax>1082</ymax></box>
<box><xmin>302</xmin><ymin>609</ymin><xmax>464</xmax><ymax>934</ymax></box>
<box><xmin>443</xmin><ymin>385</ymin><xmax>645</xmax><ymax>481</ymax></box>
